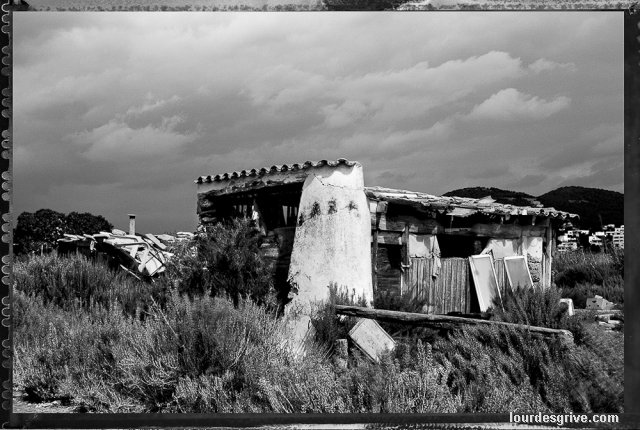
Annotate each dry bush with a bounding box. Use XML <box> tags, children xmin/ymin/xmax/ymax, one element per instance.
<box><xmin>554</xmin><ymin>249</ymin><xmax>623</xmax><ymax>308</ymax></box>
<box><xmin>159</xmin><ymin>219</ymin><xmax>277</xmax><ymax>309</ymax></box>
<box><xmin>14</xmin><ymin>252</ymin><xmax>155</xmax><ymax>316</ymax></box>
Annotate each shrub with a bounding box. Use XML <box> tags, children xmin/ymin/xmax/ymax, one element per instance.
<box><xmin>490</xmin><ymin>285</ymin><xmax>570</xmax><ymax>330</ymax></box>
<box><xmin>14</xmin><ymin>225</ymin><xmax>623</xmax><ymax>413</ymax></box>
<box><xmin>56</xmin><ymin>292</ymin><xmax>347</xmax><ymax>413</ymax></box>
<box><xmin>553</xmin><ymin>249</ymin><xmax>623</xmax><ymax>308</ymax></box>
<box><xmin>14</xmin><ymin>252</ymin><xmax>156</xmax><ymax>316</ymax></box>
<box><xmin>344</xmin><ymin>341</ymin><xmax>461</xmax><ymax>413</ymax></box>
<box><xmin>13</xmin><ymin>290</ymin><xmax>132</xmax><ymax>404</ymax></box>
<box><xmin>373</xmin><ymin>289</ymin><xmax>435</xmax><ymax>340</ymax></box>
<box><xmin>310</xmin><ymin>283</ymin><xmax>366</xmax><ymax>352</ymax></box>
<box><xmin>561</xmin><ymin>279</ymin><xmax>624</xmax><ymax>309</ymax></box>
<box><xmin>431</xmin><ymin>317</ymin><xmax>623</xmax><ymax>413</ymax></box>
<box><xmin>160</xmin><ymin>219</ymin><xmax>276</xmax><ymax>308</ymax></box>
<box><xmin>554</xmin><ymin>249</ymin><xmax>623</xmax><ymax>288</ymax></box>
<box><xmin>433</xmin><ymin>325</ymin><xmax>557</xmax><ymax>412</ymax></box>
<box><xmin>573</xmin><ymin>325</ymin><xmax>624</xmax><ymax>412</ymax></box>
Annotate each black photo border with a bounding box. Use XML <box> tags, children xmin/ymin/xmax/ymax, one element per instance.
<box><xmin>1</xmin><ymin>4</ymin><xmax>638</xmax><ymax>428</ymax></box>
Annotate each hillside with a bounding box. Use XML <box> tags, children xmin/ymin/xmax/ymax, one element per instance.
<box><xmin>444</xmin><ymin>186</ymin><xmax>623</xmax><ymax>231</ymax></box>
<box><xmin>537</xmin><ymin>186</ymin><xmax>623</xmax><ymax>231</ymax></box>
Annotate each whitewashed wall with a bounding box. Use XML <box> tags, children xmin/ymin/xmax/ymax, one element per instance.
<box><xmin>286</xmin><ymin>163</ymin><xmax>373</xmax><ymax>315</ymax></box>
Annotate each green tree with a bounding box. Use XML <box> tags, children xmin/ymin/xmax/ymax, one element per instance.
<box><xmin>161</xmin><ymin>218</ymin><xmax>276</xmax><ymax>309</ymax></box>
<box><xmin>13</xmin><ymin>209</ymin><xmax>113</xmax><ymax>255</ymax></box>
<box><xmin>14</xmin><ymin>209</ymin><xmax>67</xmax><ymax>254</ymax></box>
<box><xmin>65</xmin><ymin>212</ymin><xmax>112</xmax><ymax>236</ymax></box>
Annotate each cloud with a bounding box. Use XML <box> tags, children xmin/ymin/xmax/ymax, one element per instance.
<box><xmin>322</xmin><ymin>100</ymin><xmax>370</xmax><ymax>129</ymax></box>
<box><xmin>557</xmin><ymin>160</ymin><xmax>624</xmax><ymax>190</ymax></box>
<box><xmin>376</xmin><ymin>170</ymin><xmax>414</xmax><ymax>185</ymax></box>
<box><xmin>510</xmin><ymin>174</ymin><xmax>547</xmax><ymax>189</ymax></box>
<box><xmin>11</xmin><ymin>13</ymin><xmax>623</xmax><ymax>232</ymax></box>
<box><xmin>539</xmin><ymin>122</ymin><xmax>622</xmax><ymax>171</ymax></box>
<box><xmin>528</xmin><ymin>58</ymin><xmax>576</xmax><ymax>74</ymax></box>
<box><xmin>582</xmin><ymin>123</ymin><xmax>623</xmax><ymax>157</ymax></box>
<box><xmin>339</xmin><ymin>120</ymin><xmax>453</xmax><ymax>158</ymax></box>
<box><xmin>467</xmin><ymin>88</ymin><xmax>571</xmax><ymax>121</ymax></box>
<box><xmin>125</xmin><ymin>95</ymin><xmax>181</xmax><ymax>117</ymax></box>
<box><xmin>71</xmin><ymin>116</ymin><xmax>197</xmax><ymax>162</ymax></box>
<box><xmin>244</xmin><ymin>51</ymin><xmax>527</xmax><ymax>130</ymax></box>
<box><xmin>468</xmin><ymin>165</ymin><xmax>510</xmax><ymax>179</ymax></box>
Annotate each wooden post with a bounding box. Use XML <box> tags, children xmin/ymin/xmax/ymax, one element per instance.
<box><xmin>372</xmin><ymin>227</ymin><xmax>378</xmax><ymax>292</ymax></box>
<box><xmin>401</xmin><ymin>224</ymin><xmax>410</xmax><ymax>295</ymax></box>
<box><xmin>371</xmin><ymin>203</ymin><xmax>384</xmax><ymax>293</ymax></box>
<box><xmin>334</xmin><ymin>305</ymin><xmax>573</xmax><ymax>343</ymax></box>
<box><xmin>547</xmin><ymin>226</ymin><xmax>555</xmax><ymax>288</ymax></box>
<box><xmin>544</xmin><ymin>222</ymin><xmax>553</xmax><ymax>288</ymax></box>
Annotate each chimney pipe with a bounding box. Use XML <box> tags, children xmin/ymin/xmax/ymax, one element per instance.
<box><xmin>128</xmin><ymin>214</ymin><xmax>136</xmax><ymax>236</ymax></box>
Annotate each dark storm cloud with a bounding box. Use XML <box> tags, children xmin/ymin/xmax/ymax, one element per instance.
<box><xmin>510</xmin><ymin>174</ymin><xmax>548</xmax><ymax>190</ymax></box>
<box><xmin>12</xmin><ymin>12</ymin><xmax>623</xmax><ymax>232</ymax></box>
<box><xmin>468</xmin><ymin>166</ymin><xmax>511</xmax><ymax>180</ymax></box>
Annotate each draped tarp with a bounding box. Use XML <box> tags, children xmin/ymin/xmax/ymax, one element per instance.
<box><xmin>408</xmin><ymin>234</ymin><xmax>441</xmax><ymax>278</ymax></box>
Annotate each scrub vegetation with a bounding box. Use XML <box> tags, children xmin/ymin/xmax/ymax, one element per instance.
<box><xmin>554</xmin><ymin>248</ymin><xmax>624</xmax><ymax>309</ymax></box>
<box><xmin>13</xmin><ymin>220</ymin><xmax>623</xmax><ymax>413</ymax></box>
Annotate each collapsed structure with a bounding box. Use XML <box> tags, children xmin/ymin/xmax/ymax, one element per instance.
<box><xmin>56</xmin><ymin>212</ymin><xmax>193</xmax><ymax>280</ymax></box>
<box><xmin>57</xmin><ymin>231</ymin><xmax>175</xmax><ymax>279</ymax></box>
<box><xmin>196</xmin><ymin>159</ymin><xmax>577</xmax><ymax>314</ymax></box>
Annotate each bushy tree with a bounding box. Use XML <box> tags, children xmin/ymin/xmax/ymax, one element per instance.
<box><xmin>64</xmin><ymin>211</ymin><xmax>113</xmax><ymax>236</ymax></box>
<box><xmin>161</xmin><ymin>218</ymin><xmax>276</xmax><ymax>308</ymax></box>
<box><xmin>13</xmin><ymin>209</ymin><xmax>113</xmax><ymax>255</ymax></box>
<box><xmin>14</xmin><ymin>209</ymin><xmax>67</xmax><ymax>254</ymax></box>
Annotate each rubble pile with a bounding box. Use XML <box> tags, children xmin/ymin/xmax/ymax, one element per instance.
<box><xmin>57</xmin><ymin>230</ymin><xmax>181</xmax><ymax>279</ymax></box>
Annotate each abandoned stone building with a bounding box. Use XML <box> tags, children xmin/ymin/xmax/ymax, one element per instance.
<box><xmin>195</xmin><ymin>159</ymin><xmax>577</xmax><ymax>314</ymax></box>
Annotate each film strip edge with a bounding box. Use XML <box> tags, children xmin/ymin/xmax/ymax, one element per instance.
<box><xmin>0</xmin><ymin>0</ymin><xmax>11</xmax><ymax>427</ymax></box>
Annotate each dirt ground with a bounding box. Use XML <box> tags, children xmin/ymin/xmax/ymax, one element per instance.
<box><xmin>12</xmin><ymin>391</ymin><xmax>78</xmax><ymax>414</ymax></box>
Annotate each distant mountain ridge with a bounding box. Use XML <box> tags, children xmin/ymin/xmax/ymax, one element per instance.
<box><xmin>443</xmin><ymin>186</ymin><xmax>623</xmax><ymax>231</ymax></box>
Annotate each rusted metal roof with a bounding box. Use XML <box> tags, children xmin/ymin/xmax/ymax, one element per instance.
<box><xmin>365</xmin><ymin>186</ymin><xmax>578</xmax><ymax>219</ymax></box>
<box><xmin>196</xmin><ymin>158</ymin><xmax>359</xmax><ymax>184</ymax></box>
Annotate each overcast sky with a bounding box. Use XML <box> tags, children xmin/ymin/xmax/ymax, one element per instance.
<box><xmin>13</xmin><ymin>12</ymin><xmax>623</xmax><ymax>233</ymax></box>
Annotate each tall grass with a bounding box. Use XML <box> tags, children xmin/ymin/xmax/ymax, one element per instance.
<box><xmin>13</xmin><ymin>223</ymin><xmax>623</xmax><ymax>413</ymax></box>
<box><xmin>15</xmin><ymin>288</ymin><xmax>461</xmax><ymax>413</ymax></box>
<box><xmin>14</xmin><ymin>252</ymin><xmax>158</xmax><ymax>316</ymax></box>
<box><xmin>432</xmin><ymin>323</ymin><xmax>623</xmax><ymax>413</ymax></box>
<box><xmin>553</xmin><ymin>249</ymin><xmax>623</xmax><ymax>308</ymax></box>
<box><xmin>553</xmin><ymin>248</ymin><xmax>623</xmax><ymax>282</ymax></box>
<box><xmin>491</xmin><ymin>285</ymin><xmax>571</xmax><ymax>329</ymax></box>
<box><xmin>13</xmin><ymin>290</ymin><xmax>134</xmax><ymax>404</ymax></box>
<box><xmin>459</xmin><ymin>278</ymin><xmax>624</xmax><ymax>412</ymax></box>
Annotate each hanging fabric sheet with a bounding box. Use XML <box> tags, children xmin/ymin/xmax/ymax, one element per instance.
<box><xmin>409</xmin><ymin>234</ymin><xmax>441</xmax><ymax>278</ymax></box>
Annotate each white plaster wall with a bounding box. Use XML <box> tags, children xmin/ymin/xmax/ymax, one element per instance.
<box><xmin>481</xmin><ymin>236</ymin><xmax>544</xmax><ymax>260</ymax></box>
<box><xmin>286</xmin><ymin>164</ymin><xmax>373</xmax><ymax>315</ymax></box>
<box><xmin>481</xmin><ymin>238</ymin><xmax>521</xmax><ymax>259</ymax></box>
<box><xmin>522</xmin><ymin>237</ymin><xmax>543</xmax><ymax>260</ymax></box>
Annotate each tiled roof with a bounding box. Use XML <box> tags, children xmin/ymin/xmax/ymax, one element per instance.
<box><xmin>196</xmin><ymin>158</ymin><xmax>359</xmax><ymax>184</ymax></box>
<box><xmin>365</xmin><ymin>186</ymin><xmax>578</xmax><ymax>219</ymax></box>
